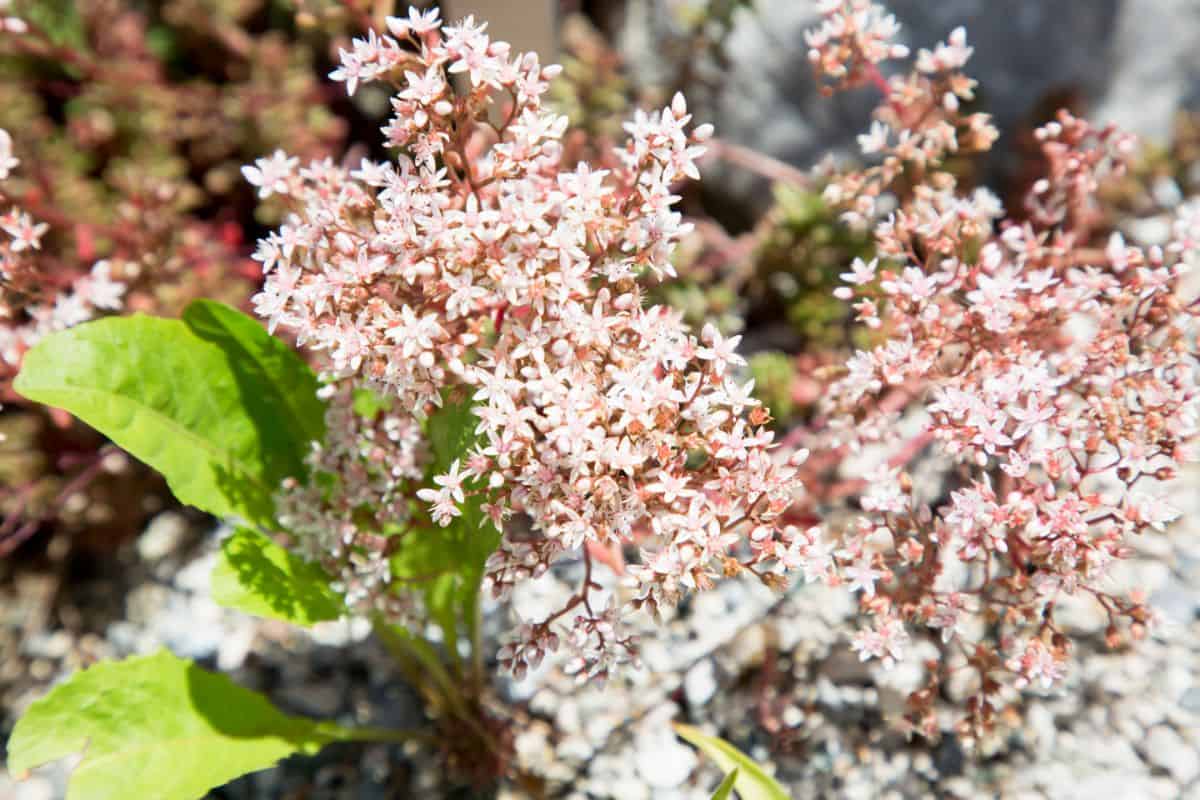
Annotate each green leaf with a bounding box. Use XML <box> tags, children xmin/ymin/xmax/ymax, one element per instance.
<box><xmin>182</xmin><ymin>300</ymin><xmax>325</xmax><ymax>449</ymax></box>
<box><xmin>352</xmin><ymin>385</ymin><xmax>391</xmax><ymax>420</ymax></box>
<box><xmin>6</xmin><ymin>650</ymin><xmax>346</xmax><ymax>800</ymax></box>
<box><xmin>748</xmin><ymin>351</ymin><xmax>797</xmax><ymax>423</ymax></box>
<box><xmin>673</xmin><ymin>724</ymin><xmax>790</xmax><ymax>800</ymax></box>
<box><xmin>711</xmin><ymin>768</ymin><xmax>741</xmax><ymax>800</ymax></box>
<box><xmin>426</xmin><ymin>391</ymin><xmax>480</xmax><ymax>471</ymax></box>
<box><xmin>211</xmin><ymin>528</ymin><xmax>342</xmax><ymax>626</ymax></box>
<box><xmin>389</xmin><ymin>497</ymin><xmax>497</xmax><ymax>656</ymax></box>
<box><xmin>13</xmin><ymin>301</ymin><xmax>323</xmax><ymax>527</ymax></box>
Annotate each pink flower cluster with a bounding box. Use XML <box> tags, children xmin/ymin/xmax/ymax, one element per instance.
<box><xmin>276</xmin><ymin>383</ymin><xmax>427</xmax><ymax>620</ymax></box>
<box><xmin>805</xmin><ymin>0</ymin><xmax>908</xmax><ymax>93</ymax></box>
<box><xmin>806</xmin><ymin>1</ymin><xmax>1199</xmax><ymax>738</ymax></box>
<box><xmin>0</xmin><ymin>128</ymin><xmax>125</xmax><ymax>371</ymax></box>
<box><xmin>250</xmin><ymin>10</ymin><xmax>804</xmax><ymax>676</ymax></box>
<box><xmin>250</xmin><ymin>3</ymin><xmax>1197</xmax><ymax>718</ymax></box>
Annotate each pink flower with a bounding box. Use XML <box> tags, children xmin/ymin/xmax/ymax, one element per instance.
<box><xmin>241</xmin><ymin>150</ymin><xmax>299</xmax><ymax>199</ymax></box>
<box><xmin>0</xmin><ymin>128</ymin><xmax>18</xmax><ymax>180</ymax></box>
<box><xmin>851</xmin><ymin>614</ymin><xmax>909</xmax><ymax>668</ymax></box>
<box><xmin>1007</xmin><ymin>639</ymin><xmax>1065</xmax><ymax>689</ymax></box>
<box><xmin>696</xmin><ymin>323</ymin><xmax>746</xmax><ymax>372</ymax></box>
<box><xmin>845</xmin><ymin>559</ymin><xmax>885</xmax><ymax>597</ymax></box>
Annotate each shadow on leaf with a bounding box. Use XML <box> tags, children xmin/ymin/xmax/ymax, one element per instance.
<box><xmin>183</xmin><ymin>299</ymin><xmax>324</xmax><ymax>504</ymax></box>
<box><xmin>212</xmin><ymin>527</ymin><xmax>342</xmax><ymax>626</ymax></box>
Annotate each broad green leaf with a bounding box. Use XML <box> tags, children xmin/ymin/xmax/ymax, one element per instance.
<box><xmin>6</xmin><ymin>650</ymin><xmax>347</xmax><ymax>800</ymax></box>
<box><xmin>391</xmin><ymin>396</ymin><xmax>500</xmax><ymax>650</ymax></box>
<box><xmin>13</xmin><ymin>301</ymin><xmax>323</xmax><ymax>527</ymax></box>
<box><xmin>182</xmin><ymin>300</ymin><xmax>325</xmax><ymax>449</ymax></box>
<box><xmin>210</xmin><ymin>528</ymin><xmax>342</xmax><ymax>626</ymax></box>
<box><xmin>711</xmin><ymin>768</ymin><xmax>740</xmax><ymax>800</ymax></box>
<box><xmin>673</xmin><ymin>724</ymin><xmax>790</xmax><ymax>800</ymax></box>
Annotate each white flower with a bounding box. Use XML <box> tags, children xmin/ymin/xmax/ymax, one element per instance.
<box><xmin>241</xmin><ymin>150</ymin><xmax>298</xmax><ymax>199</ymax></box>
<box><xmin>844</xmin><ymin>559</ymin><xmax>884</xmax><ymax>597</ymax></box>
<box><xmin>857</xmin><ymin>120</ymin><xmax>890</xmax><ymax>155</ymax></box>
<box><xmin>79</xmin><ymin>260</ymin><xmax>126</xmax><ymax>310</ymax></box>
<box><xmin>385</xmin><ymin>6</ymin><xmax>441</xmax><ymax>37</ymax></box>
<box><xmin>0</xmin><ymin>128</ymin><xmax>18</xmax><ymax>180</ymax></box>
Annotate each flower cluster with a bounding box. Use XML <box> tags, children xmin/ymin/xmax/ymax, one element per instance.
<box><xmin>0</xmin><ymin>0</ymin><xmax>347</xmax><ymax>387</ymax></box>
<box><xmin>804</xmin><ymin>2</ymin><xmax>1199</xmax><ymax>740</ymax></box>
<box><xmin>804</xmin><ymin>0</ymin><xmax>909</xmax><ymax>94</ymax></box>
<box><xmin>250</xmin><ymin>10</ymin><xmax>804</xmax><ymax>677</ymax></box>
<box><xmin>249</xmin><ymin>3</ymin><xmax>1198</xmax><ymax>723</ymax></box>
<box><xmin>0</xmin><ymin>128</ymin><xmax>126</xmax><ymax>371</ymax></box>
<box><xmin>813</xmin><ymin>13</ymin><xmax>998</xmax><ymax>230</ymax></box>
<box><xmin>276</xmin><ymin>383</ymin><xmax>427</xmax><ymax>620</ymax></box>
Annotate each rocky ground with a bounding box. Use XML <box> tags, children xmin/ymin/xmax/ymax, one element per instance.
<box><xmin>2</xmin><ymin>467</ymin><xmax>1198</xmax><ymax>800</ymax></box>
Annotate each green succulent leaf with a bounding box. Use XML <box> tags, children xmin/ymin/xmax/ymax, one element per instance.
<box><xmin>211</xmin><ymin>528</ymin><xmax>342</xmax><ymax>626</ymax></box>
<box><xmin>6</xmin><ymin>650</ymin><xmax>348</xmax><ymax>800</ymax></box>
<box><xmin>16</xmin><ymin>0</ymin><xmax>86</xmax><ymax>50</ymax></box>
<box><xmin>388</xmin><ymin>505</ymin><xmax>495</xmax><ymax>658</ymax></box>
<box><xmin>674</xmin><ymin>723</ymin><xmax>790</xmax><ymax>800</ymax></box>
<box><xmin>13</xmin><ymin>301</ymin><xmax>323</xmax><ymax>527</ymax></box>
<box><xmin>748</xmin><ymin>351</ymin><xmax>797</xmax><ymax>424</ymax></box>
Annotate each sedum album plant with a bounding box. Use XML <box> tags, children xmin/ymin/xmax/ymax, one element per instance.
<box><xmin>800</xmin><ymin>0</ymin><xmax>1200</xmax><ymax>741</ymax></box>
<box><xmin>7</xmin><ymin>8</ymin><xmax>802</xmax><ymax>796</ymax></box>
<box><xmin>6</xmin><ymin>2</ymin><xmax>1200</xmax><ymax>797</ymax></box>
<box><xmin>261</xmin><ymin>6</ymin><xmax>803</xmax><ymax>680</ymax></box>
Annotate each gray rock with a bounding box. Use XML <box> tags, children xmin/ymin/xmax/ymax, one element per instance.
<box><xmin>2</xmin><ymin>775</ymin><xmax>55</xmax><ymax>800</ymax></box>
<box><xmin>633</xmin><ymin>725</ymin><xmax>698</xmax><ymax>788</ymax></box>
<box><xmin>1069</xmin><ymin>772</ymin><xmax>1179</xmax><ymax>800</ymax></box>
<box><xmin>136</xmin><ymin>511</ymin><xmax>190</xmax><ymax>562</ymax></box>
<box><xmin>819</xmin><ymin>643</ymin><xmax>875</xmax><ymax>686</ymax></box>
<box><xmin>1143</xmin><ymin>725</ymin><xmax>1200</xmax><ymax>785</ymax></box>
<box><xmin>619</xmin><ymin>0</ymin><xmax>1200</xmax><ymax>217</ymax></box>
<box><xmin>22</xmin><ymin>630</ymin><xmax>71</xmax><ymax>660</ymax></box>
<box><xmin>1094</xmin><ymin>0</ymin><xmax>1200</xmax><ymax>140</ymax></box>
<box><xmin>1181</xmin><ymin>687</ymin><xmax>1200</xmax><ymax>714</ymax></box>
<box><xmin>1075</xmin><ymin>733</ymin><xmax>1145</xmax><ymax>772</ymax></box>
<box><xmin>277</xmin><ymin>680</ymin><xmax>345</xmax><ymax>718</ymax></box>
<box><xmin>728</xmin><ymin>621</ymin><xmax>769</xmax><ymax>670</ymax></box>
<box><xmin>1026</xmin><ymin>704</ymin><xmax>1058</xmax><ymax>752</ymax></box>
<box><xmin>684</xmin><ymin>658</ymin><xmax>718</xmax><ymax>706</ymax></box>
<box><xmin>1150</xmin><ymin>586</ymin><xmax>1199</xmax><ymax>626</ymax></box>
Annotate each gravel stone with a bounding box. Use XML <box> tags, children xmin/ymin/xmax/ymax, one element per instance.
<box><xmin>1143</xmin><ymin>725</ymin><xmax>1200</xmax><ymax>784</ymax></box>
